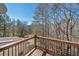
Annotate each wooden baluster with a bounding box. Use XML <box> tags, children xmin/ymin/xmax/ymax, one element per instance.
<box><xmin>36</xmin><ymin>38</ymin><xmax>38</xmax><ymax>48</ymax></box>
<box><xmin>52</xmin><ymin>41</ymin><xmax>55</xmax><ymax>55</ymax></box>
<box><xmin>38</xmin><ymin>38</ymin><xmax>40</xmax><ymax>48</ymax></box>
<box><xmin>41</xmin><ymin>39</ymin><xmax>43</xmax><ymax>49</ymax></box>
<box><xmin>62</xmin><ymin>42</ymin><xmax>65</xmax><ymax>56</ymax></box>
<box><xmin>3</xmin><ymin>50</ymin><xmax>5</xmax><ymax>56</ymax></box>
<box><xmin>73</xmin><ymin>45</ymin><xmax>75</xmax><ymax>56</ymax></box>
<box><xmin>56</xmin><ymin>41</ymin><xmax>58</xmax><ymax>55</ymax></box>
<box><xmin>69</xmin><ymin>44</ymin><xmax>72</xmax><ymax>56</ymax></box>
<box><xmin>63</xmin><ymin>43</ymin><xmax>65</xmax><ymax>56</ymax></box>
<box><xmin>51</xmin><ymin>41</ymin><xmax>53</xmax><ymax>51</ymax></box>
<box><xmin>23</xmin><ymin>42</ymin><xmax>25</xmax><ymax>55</ymax></box>
<box><xmin>25</xmin><ymin>41</ymin><xmax>27</xmax><ymax>54</ymax></box>
<box><xmin>49</xmin><ymin>41</ymin><xmax>50</xmax><ymax>51</ymax></box>
<box><xmin>64</xmin><ymin>44</ymin><xmax>67</xmax><ymax>56</ymax></box>
<box><xmin>63</xmin><ymin>42</ymin><xmax>66</xmax><ymax>56</ymax></box>
<box><xmin>21</xmin><ymin>43</ymin><xmax>22</xmax><ymax>56</ymax></box>
<box><xmin>42</xmin><ymin>39</ymin><xmax>44</xmax><ymax>49</ymax></box>
<box><xmin>44</xmin><ymin>39</ymin><xmax>46</xmax><ymax>50</ymax></box>
<box><xmin>8</xmin><ymin>48</ymin><xmax>9</xmax><ymax>56</ymax></box>
<box><xmin>34</xmin><ymin>35</ymin><xmax>37</xmax><ymax>49</ymax></box>
<box><xmin>47</xmin><ymin>40</ymin><xmax>48</xmax><ymax>51</ymax></box>
<box><xmin>23</xmin><ymin>42</ymin><xmax>25</xmax><ymax>56</ymax></box>
<box><xmin>41</xmin><ymin>39</ymin><xmax>42</xmax><ymax>49</ymax></box>
<box><xmin>77</xmin><ymin>45</ymin><xmax>79</xmax><ymax>56</ymax></box>
<box><xmin>47</xmin><ymin>40</ymin><xmax>48</xmax><ymax>50</ymax></box>
<box><xmin>24</xmin><ymin>42</ymin><xmax>26</xmax><ymax>55</ymax></box>
<box><xmin>12</xmin><ymin>47</ymin><xmax>13</xmax><ymax>56</ymax></box>
<box><xmin>60</xmin><ymin>42</ymin><xmax>62</xmax><ymax>55</ymax></box>
<box><xmin>24</xmin><ymin>41</ymin><xmax>26</xmax><ymax>54</ymax></box>
<box><xmin>15</xmin><ymin>45</ymin><xmax>17</xmax><ymax>56</ymax></box>
<box><xmin>38</xmin><ymin>39</ymin><xmax>40</xmax><ymax>48</ymax></box>
<box><xmin>55</xmin><ymin>41</ymin><xmax>56</xmax><ymax>55</ymax></box>
<box><xmin>39</xmin><ymin>39</ymin><xmax>40</xmax><ymax>48</ymax></box>
<box><xmin>52</xmin><ymin>41</ymin><xmax>54</xmax><ymax>55</ymax></box>
<box><xmin>48</xmin><ymin>40</ymin><xmax>50</xmax><ymax>51</ymax></box>
<box><xmin>22</xmin><ymin>42</ymin><xmax>24</xmax><ymax>56</ymax></box>
<box><xmin>70</xmin><ymin>44</ymin><xmax>72</xmax><ymax>56</ymax></box>
<box><xmin>19</xmin><ymin>43</ymin><xmax>21</xmax><ymax>56</ymax></box>
<box><xmin>18</xmin><ymin>44</ymin><xmax>19</xmax><ymax>56</ymax></box>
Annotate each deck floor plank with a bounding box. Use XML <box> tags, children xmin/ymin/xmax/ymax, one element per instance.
<box><xmin>46</xmin><ymin>53</ymin><xmax>52</xmax><ymax>56</ymax></box>
<box><xmin>30</xmin><ymin>49</ymin><xmax>43</xmax><ymax>56</ymax></box>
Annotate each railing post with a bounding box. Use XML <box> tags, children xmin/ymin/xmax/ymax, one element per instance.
<box><xmin>34</xmin><ymin>35</ymin><xmax>37</xmax><ymax>49</ymax></box>
<box><xmin>77</xmin><ymin>46</ymin><xmax>79</xmax><ymax>56</ymax></box>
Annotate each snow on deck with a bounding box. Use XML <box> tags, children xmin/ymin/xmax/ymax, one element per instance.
<box><xmin>0</xmin><ymin>37</ymin><xmax>21</xmax><ymax>46</ymax></box>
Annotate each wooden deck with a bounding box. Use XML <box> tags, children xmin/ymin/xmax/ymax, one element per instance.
<box><xmin>30</xmin><ymin>49</ymin><xmax>43</xmax><ymax>56</ymax></box>
<box><xmin>25</xmin><ymin>48</ymin><xmax>52</xmax><ymax>56</ymax></box>
<box><xmin>1</xmin><ymin>35</ymin><xmax>79</xmax><ymax>56</ymax></box>
<box><xmin>46</xmin><ymin>53</ymin><xmax>52</xmax><ymax>56</ymax></box>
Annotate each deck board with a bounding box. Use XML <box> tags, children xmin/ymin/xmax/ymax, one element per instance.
<box><xmin>25</xmin><ymin>48</ymin><xmax>36</xmax><ymax>56</ymax></box>
<box><xmin>30</xmin><ymin>49</ymin><xmax>43</xmax><ymax>56</ymax></box>
<box><xmin>46</xmin><ymin>53</ymin><xmax>52</xmax><ymax>56</ymax></box>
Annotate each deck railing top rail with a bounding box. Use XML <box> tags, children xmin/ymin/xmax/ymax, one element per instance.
<box><xmin>0</xmin><ymin>35</ymin><xmax>79</xmax><ymax>56</ymax></box>
<box><xmin>0</xmin><ymin>36</ymin><xmax>34</xmax><ymax>51</ymax></box>
<box><xmin>37</xmin><ymin>36</ymin><xmax>79</xmax><ymax>46</ymax></box>
<box><xmin>1</xmin><ymin>35</ymin><xmax>79</xmax><ymax>51</ymax></box>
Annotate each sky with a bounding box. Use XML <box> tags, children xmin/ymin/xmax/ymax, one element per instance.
<box><xmin>5</xmin><ymin>3</ymin><xmax>36</xmax><ymax>25</ymax></box>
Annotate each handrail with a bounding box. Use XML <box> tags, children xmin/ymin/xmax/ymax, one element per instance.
<box><xmin>35</xmin><ymin>35</ymin><xmax>79</xmax><ymax>56</ymax></box>
<box><xmin>0</xmin><ymin>36</ymin><xmax>34</xmax><ymax>56</ymax></box>
<box><xmin>0</xmin><ymin>35</ymin><xmax>79</xmax><ymax>56</ymax></box>
<box><xmin>37</xmin><ymin>36</ymin><xmax>79</xmax><ymax>46</ymax></box>
<box><xmin>0</xmin><ymin>36</ymin><xmax>34</xmax><ymax>51</ymax></box>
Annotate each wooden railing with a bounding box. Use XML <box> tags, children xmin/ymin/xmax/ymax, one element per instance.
<box><xmin>0</xmin><ymin>35</ymin><xmax>79</xmax><ymax>56</ymax></box>
<box><xmin>36</xmin><ymin>36</ymin><xmax>79</xmax><ymax>56</ymax></box>
<box><xmin>0</xmin><ymin>36</ymin><xmax>35</xmax><ymax>56</ymax></box>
